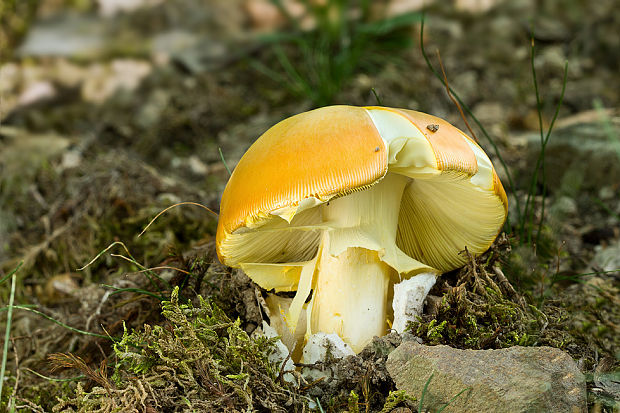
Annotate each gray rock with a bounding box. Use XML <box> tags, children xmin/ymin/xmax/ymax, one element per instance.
<box><xmin>387</xmin><ymin>342</ymin><xmax>586</xmax><ymax>413</ymax></box>
<box><xmin>524</xmin><ymin>114</ymin><xmax>620</xmax><ymax>192</ymax></box>
<box><xmin>549</xmin><ymin>195</ymin><xmax>578</xmax><ymax>220</ymax></box>
<box><xmin>591</xmin><ymin>239</ymin><xmax>620</xmax><ymax>272</ymax></box>
<box><xmin>18</xmin><ymin>14</ymin><xmax>107</xmax><ymax>58</ymax></box>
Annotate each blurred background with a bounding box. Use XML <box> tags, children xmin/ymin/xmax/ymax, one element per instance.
<box><xmin>0</xmin><ymin>0</ymin><xmax>618</xmax><ymax>410</ymax></box>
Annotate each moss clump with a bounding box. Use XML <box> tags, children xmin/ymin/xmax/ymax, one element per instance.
<box><xmin>378</xmin><ymin>390</ymin><xmax>417</xmax><ymax>413</ymax></box>
<box><xmin>410</xmin><ymin>238</ymin><xmax>572</xmax><ymax>351</ymax></box>
<box><xmin>53</xmin><ymin>287</ymin><xmax>305</xmax><ymax>412</ymax></box>
<box><xmin>304</xmin><ymin>333</ymin><xmax>403</xmax><ymax>412</ymax></box>
<box><xmin>412</xmin><ymin>278</ymin><xmax>541</xmax><ymax>349</ymax></box>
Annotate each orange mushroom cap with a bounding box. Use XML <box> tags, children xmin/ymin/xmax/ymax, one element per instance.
<box><xmin>216</xmin><ymin>105</ymin><xmax>507</xmax><ymax>280</ymax></box>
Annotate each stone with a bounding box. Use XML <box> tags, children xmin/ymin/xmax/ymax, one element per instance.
<box><xmin>524</xmin><ymin>114</ymin><xmax>620</xmax><ymax>192</ymax></box>
<box><xmin>386</xmin><ymin>0</ymin><xmax>432</xmax><ymax>16</ymax></box>
<box><xmin>96</xmin><ymin>0</ymin><xmax>164</xmax><ymax>17</ymax></box>
<box><xmin>188</xmin><ymin>155</ymin><xmax>208</xmax><ymax>176</ymax></box>
<box><xmin>37</xmin><ymin>273</ymin><xmax>80</xmax><ymax>304</ymax></box>
<box><xmin>549</xmin><ymin>195</ymin><xmax>578</xmax><ymax>221</ymax></box>
<box><xmin>472</xmin><ymin>101</ymin><xmax>506</xmax><ymax>126</ymax></box>
<box><xmin>591</xmin><ymin>239</ymin><xmax>620</xmax><ymax>272</ymax></box>
<box><xmin>61</xmin><ymin>150</ymin><xmax>82</xmax><ymax>170</ymax></box>
<box><xmin>18</xmin><ymin>81</ymin><xmax>56</xmax><ymax>106</ymax></box>
<box><xmin>18</xmin><ymin>14</ymin><xmax>107</xmax><ymax>58</ymax></box>
<box><xmin>455</xmin><ymin>0</ymin><xmax>500</xmax><ymax>13</ymax></box>
<box><xmin>81</xmin><ymin>59</ymin><xmax>152</xmax><ymax>103</ymax></box>
<box><xmin>387</xmin><ymin>342</ymin><xmax>586</xmax><ymax>413</ymax></box>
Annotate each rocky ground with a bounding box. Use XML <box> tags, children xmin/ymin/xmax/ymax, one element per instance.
<box><xmin>0</xmin><ymin>0</ymin><xmax>618</xmax><ymax>411</ymax></box>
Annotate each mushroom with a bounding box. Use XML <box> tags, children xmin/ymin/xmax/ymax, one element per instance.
<box><xmin>216</xmin><ymin>105</ymin><xmax>507</xmax><ymax>354</ymax></box>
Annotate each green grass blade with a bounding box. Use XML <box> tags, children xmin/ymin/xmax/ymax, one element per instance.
<box><xmin>592</xmin><ymin>197</ymin><xmax>620</xmax><ymax>222</ymax></box>
<box><xmin>218</xmin><ymin>147</ymin><xmax>232</xmax><ymax>176</ymax></box>
<box><xmin>0</xmin><ymin>264</ymin><xmax>18</xmax><ymax>406</ymax></box>
<box><xmin>101</xmin><ymin>284</ymin><xmax>166</xmax><ymax>301</ymax></box>
<box><xmin>437</xmin><ymin>386</ymin><xmax>472</xmax><ymax>412</ymax></box>
<box><xmin>0</xmin><ymin>306</ymin><xmax>111</xmax><ymax>341</ymax></box>
<box><xmin>419</xmin><ymin>15</ymin><xmax>520</xmax><ymax>228</ymax></box>
<box><xmin>371</xmin><ymin>88</ymin><xmax>383</xmax><ymax>105</ymax></box>
<box><xmin>24</xmin><ymin>368</ymin><xmax>84</xmax><ymax>382</ymax></box>
<box><xmin>0</xmin><ymin>261</ymin><xmax>22</xmax><ymax>285</ymax></box>
<box><xmin>534</xmin><ymin>61</ymin><xmax>568</xmax><ymax>247</ymax></box>
<box><xmin>593</xmin><ymin>98</ymin><xmax>620</xmax><ymax>160</ymax></box>
<box><xmin>316</xmin><ymin>397</ymin><xmax>325</xmax><ymax>413</ymax></box>
<box><xmin>274</xmin><ymin>43</ymin><xmax>315</xmax><ymax>101</ymax></box>
<box><xmin>419</xmin><ymin>372</ymin><xmax>434</xmax><ymax>412</ymax></box>
<box><xmin>523</xmin><ymin>35</ymin><xmax>544</xmax><ymax>244</ymax></box>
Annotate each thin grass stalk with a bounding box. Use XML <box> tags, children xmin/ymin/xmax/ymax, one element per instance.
<box><xmin>0</xmin><ymin>265</ymin><xmax>18</xmax><ymax>405</ymax></box>
<box><xmin>78</xmin><ymin>241</ymin><xmax>168</xmax><ymax>294</ymax></box>
<box><xmin>435</xmin><ymin>49</ymin><xmax>478</xmax><ymax>142</ymax></box>
<box><xmin>534</xmin><ymin>62</ymin><xmax>568</xmax><ymax>247</ymax></box>
<box><xmin>549</xmin><ymin>268</ymin><xmax>620</xmax><ymax>291</ymax></box>
<box><xmin>371</xmin><ymin>88</ymin><xmax>383</xmax><ymax>105</ymax></box>
<box><xmin>0</xmin><ymin>306</ymin><xmax>110</xmax><ymax>340</ymax></box>
<box><xmin>419</xmin><ymin>373</ymin><xmax>434</xmax><ymax>412</ymax></box>
<box><xmin>102</xmin><ymin>285</ymin><xmax>165</xmax><ymax>301</ymax></box>
<box><xmin>24</xmin><ymin>368</ymin><xmax>84</xmax><ymax>382</ymax></box>
<box><xmin>218</xmin><ymin>147</ymin><xmax>232</xmax><ymax>175</ymax></box>
<box><xmin>521</xmin><ymin>36</ymin><xmax>568</xmax><ymax>245</ymax></box>
<box><xmin>525</xmin><ymin>37</ymin><xmax>545</xmax><ymax>245</ymax></box>
<box><xmin>0</xmin><ymin>262</ymin><xmax>22</xmax><ymax>285</ymax></box>
<box><xmin>419</xmin><ymin>16</ymin><xmax>521</xmax><ymax>227</ymax></box>
<box><xmin>437</xmin><ymin>386</ymin><xmax>472</xmax><ymax>412</ymax></box>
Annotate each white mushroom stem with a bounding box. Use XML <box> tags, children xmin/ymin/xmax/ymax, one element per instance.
<box><xmin>309</xmin><ymin>240</ymin><xmax>393</xmax><ymax>353</ymax></box>
<box><xmin>298</xmin><ymin>173</ymin><xmax>408</xmax><ymax>352</ymax></box>
<box><xmin>282</xmin><ymin>173</ymin><xmax>439</xmax><ymax>353</ymax></box>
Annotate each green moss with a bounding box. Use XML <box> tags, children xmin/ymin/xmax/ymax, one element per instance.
<box><xmin>409</xmin><ymin>241</ymin><xmax>571</xmax><ymax>351</ymax></box>
<box><xmin>379</xmin><ymin>390</ymin><xmax>416</xmax><ymax>413</ymax></box>
<box><xmin>424</xmin><ymin>320</ymin><xmax>447</xmax><ymax>344</ymax></box>
<box><xmin>409</xmin><ymin>241</ymin><xmax>619</xmax><ymax>375</ymax></box>
<box><xmin>53</xmin><ymin>287</ymin><xmax>305</xmax><ymax>412</ymax></box>
<box><xmin>347</xmin><ymin>391</ymin><xmax>360</xmax><ymax>413</ymax></box>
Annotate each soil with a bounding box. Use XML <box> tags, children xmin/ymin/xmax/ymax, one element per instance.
<box><xmin>0</xmin><ymin>0</ymin><xmax>618</xmax><ymax>411</ymax></box>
